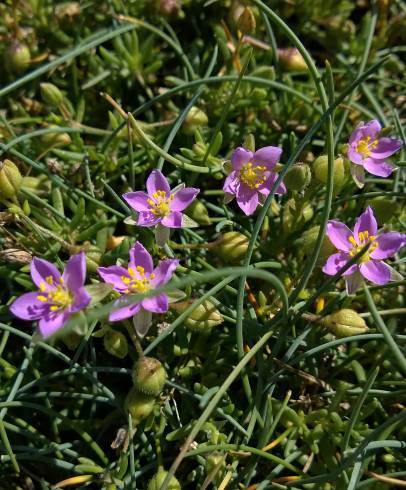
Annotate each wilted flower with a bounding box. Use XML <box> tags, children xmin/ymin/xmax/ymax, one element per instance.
<box><xmin>223</xmin><ymin>146</ymin><xmax>286</xmax><ymax>216</ymax></box>
<box><xmin>322</xmin><ymin>206</ymin><xmax>405</xmax><ymax>294</ymax></box>
<box><xmin>347</xmin><ymin>120</ymin><xmax>402</xmax><ymax>186</ymax></box>
<box><xmin>10</xmin><ymin>253</ymin><xmax>91</xmax><ymax>338</ymax></box>
<box><xmin>97</xmin><ymin>242</ymin><xmax>178</xmax><ymax>336</ymax></box>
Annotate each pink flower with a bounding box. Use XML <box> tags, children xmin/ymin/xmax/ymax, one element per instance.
<box><xmin>223</xmin><ymin>146</ymin><xmax>286</xmax><ymax>216</ymax></box>
<box><xmin>97</xmin><ymin>242</ymin><xmax>178</xmax><ymax>336</ymax></box>
<box><xmin>348</xmin><ymin>120</ymin><xmax>402</xmax><ymax>185</ymax></box>
<box><xmin>322</xmin><ymin>207</ymin><xmax>405</xmax><ymax>294</ymax></box>
<box><xmin>9</xmin><ymin>253</ymin><xmax>91</xmax><ymax>338</ymax></box>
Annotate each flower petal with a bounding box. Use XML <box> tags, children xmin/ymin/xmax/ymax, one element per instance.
<box><xmin>38</xmin><ymin>311</ymin><xmax>70</xmax><ymax>338</ymax></box>
<box><xmin>141</xmin><ymin>294</ymin><xmax>168</xmax><ymax>314</ymax></box>
<box><xmin>137</xmin><ymin>212</ymin><xmax>161</xmax><ymax>227</ymax></box>
<box><xmin>62</xmin><ymin>252</ymin><xmax>86</xmax><ymax>291</ymax></box>
<box><xmin>231</xmin><ymin>147</ymin><xmax>253</xmax><ymax>171</ymax></box>
<box><xmin>361</xmin><ymin>119</ymin><xmax>381</xmax><ymax>139</ymax></box>
<box><xmin>161</xmin><ymin>211</ymin><xmax>183</xmax><ymax>228</ymax></box>
<box><xmin>129</xmin><ymin>242</ymin><xmax>153</xmax><ymax>274</ymax></box>
<box><xmin>9</xmin><ymin>292</ymin><xmax>47</xmax><ymax>320</ymax></box>
<box><xmin>151</xmin><ymin>259</ymin><xmax>179</xmax><ymax>287</ymax></box>
<box><xmin>326</xmin><ymin>221</ymin><xmax>353</xmax><ymax>252</ymax></box>
<box><xmin>252</xmin><ymin>146</ymin><xmax>282</xmax><ymax>169</ymax></box>
<box><xmin>354</xmin><ymin>206</ymin><xmax>378</xmax><ymax>242</ymax></box>
<box><xmin>223</xmin><ymin>171</ymin><xmax>239</xmax><ymax>195</ymax></box>
<box><xmin>360</xmin><ymin>260</ymin><xmax>391</xmax><ymax>285</ymax></box>
<box><xmin>345</xmin><ymin>271</ymin><xmax>363</xmax><ymax>295</ymax></box>
<box><xmin>370</xmin><ymin>137</ymin><xmax>402</xmax><ymax>159</ymax></box>
<box><xmin>362</xmin><ymin>158</ymin><xmax>395</xmax><ymax>177</ymax></box>
<box><xmin>31</xmin><ymin>257</ymin><xmax>61</xmax><ymax>289</ymax></box>
<box><xmin>259</xmin><ymin>172</ymin><xmax>286</xmax><ymax>195</ymax></box>
<box><xmin>146</xmin><ymin>169</ymin><xmax>171</xmax><ymax>196</ymax></box>
<box><xmin>322</xmin><ymin>252</ymin><xmax>355</xmax><ymax>276</ymax></box>
<box><xmin>70</xmin><ymin>287</ymin><xmax>91</xmax><ymax>313</ymax></box>
<box><xmin>97</xmin><ymin>265</ymin><xmax>129</xmax><ymax>293</ymax></box>
<box><xmin>347</xmin><ymin>146</ymin><xmax>365</xmax><ymax>165</ymax></box>
<box><xmin>236</xmin><ymin>186</ymin><xmax>258</xmax><ymax>216</ymax></box>
<box><xmin>123</xmin><ymin>191</ymin><xmax>151</xmax><ymax>212</ymax></box>
<box><xmin>109</xmin><ymin>299</ymin><xmax>141</xmax><ymax>322</ymax></box>
<box><xmin>171</xmin><ymin>187</ymin><xmax>199</xmax><ymax>211</ymax></box>
<box><xmin>370</xmin><ymin>232</ymin><xmax>405</xmax><ymax>260</ymax></box>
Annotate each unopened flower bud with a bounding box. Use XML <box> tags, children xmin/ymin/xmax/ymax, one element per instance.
<box><xmin>284</xmin><ymin>163</ymin><xmax>311</xmax><ymax>191</ymax></box>
<box><xmin>132</xmin><ymin>356</ymin><xmax>166</xmax><ymax>396</ymax></box>
<box><xmin>103</xmin><ymin>329</ymin><xmax>128</xmax><ymax>359</ymax></box>
<box><xmin>4</xmin><ymin>42</ymin><xmax>31</xmax><ymax>73</ymax></box>
<box><xmin>186</xmin><ymin>199</ymin><xmax>210</xmax><ymax>225</ymax></box>
<box><xmin>278</xmin><ymin>48</ymin><xmax>307</xmax><ymax>72</ymax></box>
<box><xmin>238</xmin><ymin>7</ymin><xmax>256</xmax><ymax>35</ymax></box>
<box><xmin>41</xmin><ymin>127</ymin><xmax>72</xmax><ymax>147</ymax></box>
<box><xmin>147</xmin><ymin>469</ymin><xmax>181</xmax><ymax>490</ymax></box>
<box><xmin>300</xmin><ymin>225</ymin><xmax>335</xmax><ymax>264</ymax></box>
<box><xmin>0</xmin><ymin>160</ymin><xmax>23</xmax><ymax>199</ymax></box>
<box><xmin>125</xmin><ymin>388</ymin><xmax>156</xmax><ymax>426</ymax></box>
<box><xmin>313</xmin><ymin>155</ymin><xmax>345</xmax><ymax>192</ymax></box>
<box><xmin>183</xmin><ymin>299</ymin><xmax>224</xmax><ymax>332</ymax></box>
<box><xmin>322</xmin><ymin>309</ymin><xmax>368</xmax><ymax>337</ymax></box>
<box><xmin>213</xmin><ymin>231</ymin><xmax>249</xmax><ymax>263</ymax></box>
<box><xmin>183</xmin><ymin>106</ymin><xmax>208</xmax><ymax>135</ymax></box>
<box><xmin>153</xmin><ymin>0</ymin><xmax>180</xmax><ymax>16</ymax></box>
<box><xmin>40</xmin><ymin>83</ymin><xmax>64</xmax><ymax>106</ymax></box>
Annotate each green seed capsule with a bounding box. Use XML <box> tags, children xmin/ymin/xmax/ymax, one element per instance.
<box><xmin>125</xmin><ymin>388</ymin><xmax>155</xmax><ymax>426</ymax></box>
<box><xmin>182</xmin><ymin>106</ymin><xmax>209</xmax><ymax>135</ymax></box>
<box><xmin>284</xmin><ymin>163</ymin><xmax>311</xmax><ymax>191</ymax></box>
<box><xmin>322</xmin><ymin>309</ymin><xmax>368</xmax><ymax>337</ymax></box>
<box><xmin>4</xmin><ymin>42</ymin><xmax>31</xmax><ymax>73</ymax></box>
<box><xmin>183</xmin><ymin>299</ymin><xmax>224</xmax><ymax>332</ymax></box>
<box><xmin>278</xmin><ymin>48</ymin><xmax>308</xmax><ymax>72</ymax></box>
<box><xmin>0</xmin><ymin>160</ymin><xmax>23</xmax><ymax>200</ymax></box>
<box><xmin>147</xmin><ymin>469</ymin><xmax>181</xmax><ymax>490</ymax></box>
<box><xmin>313</xmin><ymin>155</ymin><xmax>345</xmax><ymax>192</ymax></box>
<box><xmin>103</xmin><ymin>329</ymin><xmax>128</xmax><ymax>359</ymax></box>
<box><xmin>186</xmin><ymin>199</ymin><xmax>210</xmax><ymax>225</ymax></box>
<box><xmin>132</xmin><ymin>357</ymin><xmax>166</xmax><ymax>396</ymax></box>
<box><xmin>237</xmin><ymin>6</ymin><xmax>256</xmax><ymax>35</ymax></box>
<box><xmin>212</xmin><ymin>231</ymin><xmax>249</xmax><ymax>263</ymax></box>
<box><xmin>40</xmin><ymin>83</ymin><xmax>64</xmax><ymax>106</ymax></box>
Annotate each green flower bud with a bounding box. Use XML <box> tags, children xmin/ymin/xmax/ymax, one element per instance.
<box><xmin>132</xmin><ymin>357</ymin><xmax>166</xmax><ymax>396</ymax></box>
<box><xmin>278</xmin><ymin>48</ymin><xmax>307</xmax><ymax>72</ymax></box>
<box><xmin>147</xmin><ymin>469</ymin><xmax>181</xmax><ymax>490</ymax></box>
<box><xmin>103</xmin><ymin>329</ymin><xmax>128</xmax><ymax>359</ymax></box>
<box><xmin>284</xmin><ymin>163</ymin><xmax>311</xmax><ymax>191</ymax></box>
<box><xmin>41</xmin><ymin>127</ymin><xmax>72</xmax><ymax>147</ymax></box>
<box><xmin>40</xmin><ymin>83</ymin><xmax>64</xmax><ymax>106</ymax></box>
<box><xmin>322</xmin><ymin>309</ymin><xmax>368</xmax><ymax>337</ymax></box>
<box><xmin>0</xmin><ymin>160</ymin><xmax>23</xmax><ymax>199</ymax></box>
<box><xmin>186</xmin><ymin>199</ymin><xmax>210</xmax><ymax>225</ymax></box>
<box><xmin>213</xmin><ymin>231</ymin><xmax>249</xmax><ymax>263</ymax></box>
<box><xmin>125</xmin><ymin>388</ymin><xmax>155</xmax><ymax>426</ymax></box>
<box><xmin>183</xmin><ymin>299</ymin><xmax>224</xmax><ymax>332</ymax></box>
<box><xmin>182</xmin><ymin>106</ymin><xmax>209</xmax><ymax>135</ymax></box>
<box><xmin>312</xmin><ymin>155</ymin><xmax>345</xmax><ymax>192</ymax></box>
<box><xmin>237</xmin><ymin>7</ymin><xmax>256</xmax><ymax>35</ymax></box>
<box><xmin>366</xmin><ymin>197</ymin><xmax>399</xmax><ymax>223</ymax></box>
<box><xmin>300</xmin><ymin>225</ymin><xmax>335</xmax><ymax>264</ymax></box>
<box><xmin>4</xmin><ymin>42</ymin><xmax>31</xmax><ymax>73</ymax></box>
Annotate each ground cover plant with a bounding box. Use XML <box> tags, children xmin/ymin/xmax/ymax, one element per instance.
<box><xmin>1</xmin><ymin>0</ymin><xmax>406</xmax><ymax>488</ymax></box>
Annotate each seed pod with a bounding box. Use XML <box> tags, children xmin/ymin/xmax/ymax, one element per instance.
<box><xmin>0</xmin><ymin>160</ymin><xmax>23</xmax><ymax>199</ymax></box>
<box><xmin>132</xmin><ymin>357</ymin><xmax>166</xmax><ymax>396</ymax></box>
<box><xmin>4</xmin><ymin>42</ymin><xmax>31</xmax><ymax>73</ymax></box>
<box><xmin>278</xmin><ymin>48</ymin><xmax>307</xmax><ymax>72</ymax></box>
<box><xmin>147</xmin><ymin>469</ymin><xmax>181</xmax><ymax>490</ymax></box>
<box><xmin>185</xmin><ymin>200</ymin><xmax>210</xmax><ymax>225</ymax></box>
<box><xmin>125</xmin><ymin>388</ymin><xmax>155</xmax><ymax>426</ymax></box>
<box><xmin>284</xmin><ymin>163</ymin><xmax>311</xmax><ymax>191</ymax></box>
<box><xmin>300</xmin><ymin>225</ymin><xmax>335</xmax><ymax>264</ymax></box>
<box><xmin>41</xmin><ymin>128</ymin><xmax>72</xmax><ymax>147</ymax></box>
<box><xmin>103</xmin><ymin>329</ymin><xmax>128</xmax><ymax>359</ymax></box>
<box><xmin>182</xmin><ymin>106</ymin><xmax>209</xmax><ymax>135</ymax></box>
<box><xmin>322</xmin><ymin>309</ymin><xmax>368</xmax><ymax>337</ymax></box>
<box><xmin>183</xmin><ymin>299</ymin><xmax>224</xmax><ymax>332</ymax></box>
<box><xmin>40</xmin><ymin>83</ymin><xmax>64</xmax><ymax>106</ymax></box>
<box><xmin>237</xmin><ymin>6</ymin><xmax>256</xmax><ymax>35</ymax></box>
<box><xmin>212</xmin><ymin>231</ymin><xmax>249</xmax><ymax>263</ymax></box>
<box><xmin>313</xmin><ymin>155</ymin><xmax>345</xmax><ymax>192</ymax></box>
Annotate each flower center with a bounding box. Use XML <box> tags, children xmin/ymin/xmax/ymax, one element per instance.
<box><xmin>239</xmin><ymin>162</ymin><xmax>267</xmax><ymax>189</ymax></box>
<box><xmin>147</xmin><ymin>190</ymin><xmax>173</xmax><ymax>218</ymax></box>
<box><xmin>348</xmin><ymin>231</ymin><xmax>377</xmax><ymax>263</ymax></box>
<box><xmin>37</xmin><ymin>276</ymin><xmax>72</xmax><ymax>312</ymax></box>
<box><xmin>121</xmin><ymin>266</ymin><xmax>155</xmax><ymax>294</ymax></box>
<box><xmin>356</xmin><ymin>136</ymin><xmax>378</xmax><ymax>159</ymax></box>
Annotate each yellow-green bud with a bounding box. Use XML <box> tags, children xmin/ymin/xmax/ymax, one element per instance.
<box><xmin>182</xmin><ymin>106</ymin><xmax>208</xmax><ymax>135</ymax></box>
<box><xmin>322</xmin><ymin>309</ymin><xmax>368</xmax><ymax>337</ymax></box>
<box><xmin>40</xmin><ymin>83</ymin><xmax>64</xmax><ymax>106</ymax></box>
<box><xmin>313</xmin><ymin>155</ymin><xmax>345</xmax><ymax>192</ymax></box>
<box><xmin>132</xmin><ymin>357</ymin><xmax>166</xmax><ymax>396</ymax></box>
<box><xmin>284</xmin><ymin>163</ymin><xmax>311</xmax><ymax>191</ymax></box>
<box><xmin>213</xmin><ymin>231</ymin><xmax>249</xmax><ymax>263</ymax></box>
<box><xmin>278</xmin><ymin>48</ymin><xmax>307</xmax><ymax>72</ymax></box>
<box><xmin>186</xmin><ymin>199</ymin><xmax>210</xmax><ymax>225</ymax></box>
<box><xmin>147</xmin><ymin>469</ymin><xmax>181</xmax><ymax>490</ymax></box>
<box><xmin>103</xmin><ymin>329</ymin><xmax>128</xmax><ymax>359</ymax></box>
<box><xmin>183</xmin><ymin>299</ymin><xmax>224</xmax><ymax>332</ymax></box>
<box><xmin>300</xmin><ymin>225</ymin><xmax>335</xmax><ymax>264</ymax></box>
<box><xmin>237</xmin><ymin>6</ymin><xmax>256</xmax><ymax>35</ymax></box>
<box><xmin>0</xmin><ymin>159</ymin><xmax>23</xmax><ymax>199</ymax></box>
<box><xmin>366</xmin><ymin>197</ymin><xmax>399</xmax><ymax>223</ymax></box>
<box><xmin>4</xmin><ymin>42</ymin><xmax>31</xmax><ymax>73</ymax></box>
<box><xmin>125</xmin><ymin>388</ymin><xmax>156</xmax><ymax>426</ymax></box>
<box><xmin>41</xmin><ymin>128</ymin><xmax>72</xmax><ymax>147</ymax></box>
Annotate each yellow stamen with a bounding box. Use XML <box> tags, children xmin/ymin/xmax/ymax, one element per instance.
<box><xmin>136</xmin><ymin>266</ymin><xmax>145</xmax><ymax>275</ymax></box>
<box><xmin>46</xmin><ymin>276</ymin><xmax>54</xmax><ymax>285</ymax></box>
<box><xmin>127</xmin><ymin>267</ymin><xmax>135</xmax><ymax>277</ymax></box>
<box><xmin>356</xmin><ymin>136</ymin><xmax>378</xmax><ymax>159</ymax></box>
<box><xmin>239</xmin><ymin>162</ymin><xmax>267</xmax><ymax>189</ymax></box>
<box><xmin>148</xmin><ymin>190</ymin><xmax>173</xmax><ymax>218</ymax></box>
<box><xmin>348</xmin><ymin>236</ymin><xmax>357</xmax><ymax>246</ymax></box>
<box><xmin>37</xmin><ymin>295</ymin><xmax>48</xmax><ymax>302</ymax></box>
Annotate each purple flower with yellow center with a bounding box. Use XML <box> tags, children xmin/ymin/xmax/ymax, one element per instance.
<box><xmin>97</xmin><ymin>242</ymin><xmax>178</xmax><ymax>336</ymax></box>
<box><xmin>322</xmin><ymin>207</ymin><xmax>405</xmax><ymax>294</ymax></box>
<box><xmin>9</xmin><ymin>252</ymin><xmax>91</xmax><ymax>338</ymax></box>
<box><xmin>223</xmin><ymin>146</ymin><xmax>286</xmax><ymax>216</ymax></box>
<box><xmin>348</xmin><ymin>120</ymin><xmax>402</xmax><ymax>186</ymax></box>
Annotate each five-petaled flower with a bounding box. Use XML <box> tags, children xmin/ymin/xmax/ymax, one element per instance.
<box><xmin>10</xmin><ymin>253</ymin><xmax>91</xmax><ymax>338</ymax></box>
<box><xmin>348</xmin><ymin>120</ymin><xmax>402</xmax><ymax>185</ymax></box>
<box><xmin>322</xmin><ymin>206</ymin><xmax>405</xmax><ymax>294</ymax></box>
<box><xmin>223</xmin><ymin>146</ymin><xmax>286</xmax><ymax>215</ymax></box>
<box><xmin>97</xmin><ymin>242</ymin><xmax>178</xmax><ymax>336</ymax></box>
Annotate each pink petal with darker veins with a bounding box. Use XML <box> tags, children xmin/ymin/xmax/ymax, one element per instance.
<box><xmin>31</xmin><ymin>257</ymin><xmax>61</xmax><ymax>289</ymax></box>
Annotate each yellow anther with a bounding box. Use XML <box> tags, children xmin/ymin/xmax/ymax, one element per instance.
<box><xmin>348</xmin><ymin>236</ymin><xmax>357</xmax><ymax>246</ymax></box>
<box><xmin>46</xmin><ymin>276</ymin><xmax>54</xmax><ymax>285</ymax></box>
<box><xmin>150</xmin><ymin>273</ymin><xmax>155</xmax><ymax>279</ymax></box>
<box><xmin>39</xmin><ymin>283</ymin><xmax>47</xmax><ymax>292</ymax></box>
<box><xmin>122</xmin><ymin>276</ymin><xmax>131</xmax><ymax>284</ymax></box>
<box><xmin>356</xmin><ymin>136</ymin><xmax>378</xmax><ymax>159</ymax></box>
<box><xmin>239</xmin><ymin>162</ymin><xmax>267</xmax><ymax>189</ymax></box>
<box><xmin>59</xmin><ymin>277</ymin><xmax>65</xmax><ymax>284</ymax></box>
<box><xmin>50</xmin><ymin>305</ymin><xmax>59</xmax><ymax>311</ymax></box>
<box><xmin>37</xmin><ymin>295</ymin><xmax>48</xmax><ymax>302</ymax></box>
<box><xmin>136</xmin><ymin>266</ymin><xmax>145</xmax><ymax>275</ymax></box>
<box><xmin>128</xmin><ymin>267</ymin><xmax>135</xmax><ymax>277</ymax></box>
